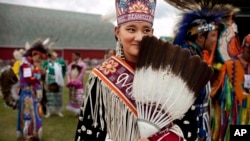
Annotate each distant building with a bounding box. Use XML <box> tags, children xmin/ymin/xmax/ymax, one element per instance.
<box><xmin>0</xmin><ymin>3</ymin><xmax>116</xmax><ymax>62</ymax></box>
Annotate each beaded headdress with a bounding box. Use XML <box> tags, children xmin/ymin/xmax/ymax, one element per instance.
<box><xmin>102</xmin><ymin>0</ymin><xmax>157</xmax><ymax>59</ymax></box>
<box><xmin>115</xmin><ymin>0</ymin><xmax>157</xmax><ymax>26</ymax></box>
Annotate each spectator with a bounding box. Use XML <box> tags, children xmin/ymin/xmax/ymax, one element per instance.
<box><xmin>66</xmin><ymin>52</ymin><xmax>87</xmax><ymax>116</ymax></box>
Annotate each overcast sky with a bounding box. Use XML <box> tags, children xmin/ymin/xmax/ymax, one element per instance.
<box><xmin>0</xmin><ymin>0</ymin><xmax>180</xmax><ymax>37</ymax></box>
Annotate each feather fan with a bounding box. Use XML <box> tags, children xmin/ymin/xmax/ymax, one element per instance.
<box><xmin>133</xmin><ymin>36</ymin><xmax>213</xmax><ymax>137</ymax></box>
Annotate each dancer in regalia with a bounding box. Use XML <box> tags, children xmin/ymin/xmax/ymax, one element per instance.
<box><xmin>74</xmin><ymin>0</ymin><xmax>213</xmax><ymax>141</ymax></box>
<box><xmin>163</xmin><ymin>0</ymin><xmax>241</xmax><ymax>140</ymax></box>
<box><xmin>43</xmin><ymin>49</ymin><xmax>66</xmax><ymax>118</ymax></box>
<box><xmin>66</xmin><ymin>52</ymin><xmax>87</xmax><ymax>115</ymax></box>
<box><xmin>16</xmin><ymin>39</ymin><xmax>47</xmax><ymax>141</ymax></box>
<box><xmin>210</xmin><ymin>34</ymin><xmax>250</xmax><ymax>141</ymax></box>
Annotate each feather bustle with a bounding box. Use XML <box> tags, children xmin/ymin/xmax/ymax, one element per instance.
<box><xmin>0</xmin><ymin>66</ymin><xmax>19</xmax><ymax>109</ymax></box>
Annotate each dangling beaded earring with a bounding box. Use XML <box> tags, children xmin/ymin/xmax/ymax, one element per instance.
<box><xmin>116</xmin><ymin>38</ymin><xmax>125</xmax><ymax>60</ymax></box>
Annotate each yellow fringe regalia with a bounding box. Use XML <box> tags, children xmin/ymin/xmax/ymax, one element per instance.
<box><xmin>211</xmin><ymin>57</ymin><xmax>250</xmax><ymax>141</ymax></box>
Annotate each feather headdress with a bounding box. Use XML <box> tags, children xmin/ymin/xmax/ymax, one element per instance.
<box><xmin>13</xmin><ymin>49</ymin><xmax>25</xmax><ymax>61</ymax></box>
<box><xmin>165</xmin><ymin>0</ymin><xmax>239</xmax><ymax>45</ymax></box>
<box><xmin>133</xmin><ymin>36</ymin><xmax>213</xmax><ymax>137</ymax></box>
<box><xmin>24</xmin><ymin>39</ymin><xmax>48</xmax><ymax>59</ymax></box>
<box><xmin>164</xmin><ymin>0</ymin><xmax>240</xmax><ymax>65</ymax></box>
<box><xmin>0</xmin><ymin>38</ymin><xmax>51</xmax><ymax>109</ymax></box>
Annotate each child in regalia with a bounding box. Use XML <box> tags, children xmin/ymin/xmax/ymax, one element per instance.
<box><xmin>66</xmin><ymin>52</ymin><xmax>87</xmax><ymax>115</ymax></box>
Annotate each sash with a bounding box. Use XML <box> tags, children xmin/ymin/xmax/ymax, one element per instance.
<box><xmin>92</xmin><ymin>56</ymin><xmax>137</xmax><ymax>116</ymax></box>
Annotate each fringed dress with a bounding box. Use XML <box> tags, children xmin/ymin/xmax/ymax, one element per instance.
<box><xmin>75</xmin><ymin>56</ymin><xmax>184</xmax><ymax>141</ymax></box>
<box><xmin>75</xmin><ymin>57</ymin><xmax>139</xmax><ymax>141</ymax></box>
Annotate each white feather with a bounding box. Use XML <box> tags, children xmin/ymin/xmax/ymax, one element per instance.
<box><xmin>13</xmin><ymin>50</ymin><xmax>23</xmax><ymax>61</ymax></box>
<box><xmin>133</xmin><ymin>66</ymin><xmax>195</xmax><ymax>138</ymax></box>
<box><xmin>43</xmin><ymin>37</ymin><xmax>50</xmax><ymax>45</ymax></box>
<box><xmin>25</xmin><ymin>41</ymin><xmax>31</xmax><ymax>50</ymax></box>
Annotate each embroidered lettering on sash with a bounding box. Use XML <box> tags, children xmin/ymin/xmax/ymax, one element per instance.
<box><xmin>93</xmin><ymin>56</ymin><xmax>137</xmax><ymax>116</ymax></box>
<box><xmin>116</xmin><ymin>73</ymin><xmax>133</xmax><ymax>98</ymax></box>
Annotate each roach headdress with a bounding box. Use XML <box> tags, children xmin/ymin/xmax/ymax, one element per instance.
<box><xmin>164</xmin><ymin>0</ymin><xmax>239</xmax><ymax>45</ymax></box>
<box><xmin>24</xmin><ymin>39</ymin><xmax>48</xmax><ymax>59</ymax></box>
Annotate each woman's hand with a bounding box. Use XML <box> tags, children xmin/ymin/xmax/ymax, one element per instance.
<box><xmin>136</xmin><ymin>138</ymin><xmax>149</xmax><ymax>141</ymax></box>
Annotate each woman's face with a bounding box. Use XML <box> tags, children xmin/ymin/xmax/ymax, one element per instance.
<box><xmin>115</xmin><ymin>21</ymin><xmax>153</xmax><ymax>62</ymax></box>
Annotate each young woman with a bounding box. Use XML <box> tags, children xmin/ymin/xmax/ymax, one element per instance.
<box><xmin>74</xmin><ymin>0</ymin><xmax>186</xmax><ymax>141</ymax></box>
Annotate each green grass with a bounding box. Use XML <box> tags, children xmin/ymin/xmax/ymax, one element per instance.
<box><xmin>0</xmin><ymin>72</ymin><xmax>90</xmax><ymax>141</ymax></box>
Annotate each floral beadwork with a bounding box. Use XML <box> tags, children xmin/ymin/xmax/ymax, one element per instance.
<box><xmin>99</xmin><ymin>60</ymin><xmax>119</xmax><ymax>75</ymax></box>
<box><xmin>129</xmin><ymin>1</ymin><xmax>149</xmax><ymax>14</ymax></box>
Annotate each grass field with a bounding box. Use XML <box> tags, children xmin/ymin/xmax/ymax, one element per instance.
<box><xmin>0</xmin><ymin>72</ymin><xmax>90</xmax><ymax>141</ymax></box>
